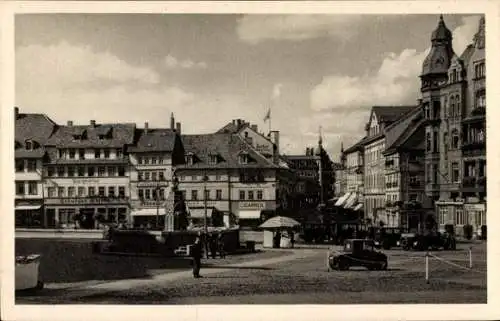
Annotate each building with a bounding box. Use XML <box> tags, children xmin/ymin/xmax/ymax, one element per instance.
<box><xmin>127</xmin><ymin>114</ymin><xmax>185</xmax><ymax>228</ymax></box>
<box><xmin>42</xmin><ymin>120</ymin><xmax>135</xmax><ymax>229</ymax></box>
<box><xmin>176</xmin><ymin>131</ymin><xmax>285</xmax><ymax>228</ymax></box>
<box><xmin>362</xmin><ymin>106</ymin><xmax>416</xmax><ymax>225</ymax></box>
<box><xmin>420</xmin><ymin>15</ymin><xmax>486</xmax><ymax>236</ymax></box>
<box><xmin>382</xmin><ymin>106</ymin><xmax>433</xmax><ymax>229</ymax></box>
<box><xmin>14</xmin><ymin>107</ymin><xmax>57</xmax><ymax>227</ymax></box>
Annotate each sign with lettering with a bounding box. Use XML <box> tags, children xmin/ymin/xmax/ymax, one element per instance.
<box><xmin>72</xmin><ymin>179</ymin><xmax>100</xmax><ymax>184</ymax></box>
<box><xmin>45</xmin><ymin>197</ymin><xmax>129</xmax><ymax>205</ymax></box>
<box><xmin>137</xmin><ymin>182</ymin><xmax>169</xmax><ymax>188</ymax></box>
<box><xmin>255</xmin><ymin>144</ymin><xmax>271</xmax><ymax>154</ymax></box>
<box><xmin>464</xmin><ymin>204</ymin><xmax>485</xmax><ymax>211</ymax></box>
<box><xmin>239</xmin><ymin>202</ymin><xmax>265</xmax><ymax>210</ymax></box>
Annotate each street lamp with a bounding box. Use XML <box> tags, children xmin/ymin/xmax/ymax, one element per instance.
<box><xmin>202</xmin><ymin>174</ymin><xmax>209</xmax><ymax>235</ymax></box>
<box><xmin>155</xmin><ymin>184</ymin><xmax>160</xmax><ymax>229</ymax></box>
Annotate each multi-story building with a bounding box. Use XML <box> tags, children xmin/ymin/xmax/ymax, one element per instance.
<box><xmin>363</xmin><ymin>106</ymin><xmax>416</xmax><ymax>225</ymax></box>
<box><xmin>14</xmin><ymin>107</ymin><xmax>57</xmax><ymax>227</ymax></box>
<box><xmin>42</xmin><ymin>120</ymin><xmax>135</xmax><ymax>229</ymax></box>
<box><xmin>420</xmin><ymin>15</ymin><xmax>486</xmax><ymax>236</ymax></box>
<box><xmin>128</xmin><ymin>114</ymin><xmax>185</xmax><ymax>227</ymax></box>
<box><xmin>176</xmin><ymin>131</ymin><xmax>286</xmax><ymax>228</ymax></box>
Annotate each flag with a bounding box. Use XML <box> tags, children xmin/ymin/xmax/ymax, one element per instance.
<box><xmin>263</xmin><ymin>108</ymin><xmax>271</xmax><ymax>122</ymax></box>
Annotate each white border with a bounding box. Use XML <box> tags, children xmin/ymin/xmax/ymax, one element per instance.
<box><xmin>1</xmin><ymin>1</ymin><xmax>499</xmax><ymax>321</ymax></box>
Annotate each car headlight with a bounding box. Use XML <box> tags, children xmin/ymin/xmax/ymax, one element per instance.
<box><xmin>396</xmin><ymin>241</ymin><xmax>400</xmax><ymax>246</ymax></box>
<box><xmin>413</xmin><ymin>241</ymin><xmax>418</xmax><ymax>246</ymax></box>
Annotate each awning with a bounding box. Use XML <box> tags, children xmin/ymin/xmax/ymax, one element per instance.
<box><xmin>335</xmin><ymin>192</ymin><xmax>351</xmax><ymax>207</ymax></box>
<box><xmin>238</xmin><ymin>210</ymin><xmax>262</xmax><ymax>219</ymax></box>
<box><xmin>353</xmin><ymin>203</ymin><xmax>363</xmax><ymax>211</ymax></box>
<box><xmin>15</xmin><ymin>205</ymin><xmax>42</xmax><ymax>210</ymax></box>
<box><xmin>344</xmin><ymin>193</ymin><xmax>358</xmax><ymax>209</ymax></box>
<box><xmin>131</xmin><ymin>208</ymin><xmax>166</xmax><ymax>216</ymax></box>
<box><xmin>189</xmin><ymin>208</ymin><xmax>214</xmax><ymax>219</ymax></box>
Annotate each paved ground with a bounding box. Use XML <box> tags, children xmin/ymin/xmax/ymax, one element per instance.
<box><xmin>16</xmin><ymin>239</ymin><xmax>486</xmax><ymax>304</ymax></box>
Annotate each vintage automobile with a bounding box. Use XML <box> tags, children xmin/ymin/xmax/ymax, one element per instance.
<box><xmin>373</xmin><ymin>227</ymin><xmax>404</xmax><ymax>250</ymax></box>
<box><xmin>328</xmin><ymin>239</ymin><xmax>388</xmax><ymax>271</ymax></box>
<box><xmin>399</xmin><ymin>231</ymin><xmax>456</xmax><ymax>251</ymax></box>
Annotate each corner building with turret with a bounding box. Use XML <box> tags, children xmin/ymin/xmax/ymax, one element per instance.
<box><xmin>420</xmin><ymin>15</ymin><xmax>486</xmax><ymax>237</ymax></box>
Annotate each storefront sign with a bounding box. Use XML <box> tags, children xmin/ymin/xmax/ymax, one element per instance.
<box><xmin>239</xmin><ymin>202</ymin><xmax>265</xmax><ymax>210</ymax></box>
<box><xmin>72</xmin><ymin>179</ymin><xmax>101</xmax><ymax>184</ymax></box>
<box><xmin>464</xmin><ymin>204</ymin><xmax>485</xmax><ymax>211</ymax></box>
<box><xmin>45</xmin><ymin>197</ymin><xmax>129</xmax><ymax>205</ymax></box>
<box><xmin>137</xmin><ymin>182</ymin><xmax>169</xmax><ymax>188</ymax></box>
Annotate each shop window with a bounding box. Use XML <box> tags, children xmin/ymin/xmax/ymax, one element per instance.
<box><xmin>88</xmin><ymin>187</ymin><xmax>95</xmax><ymax>196</ymax></box>
<box><xmin>16</xmin><ymin>182</ymin><xmax>25</xmax><ymax>195</ymax></box>
<box><xmin>119</xmin><ymin>186</ymin><xmax>125</xmax><ymax>197</ymax></box>
<box><xmin>15</xmin><ymin>159</ymin><xmax>25</xmax><ymax>172</ymax></box>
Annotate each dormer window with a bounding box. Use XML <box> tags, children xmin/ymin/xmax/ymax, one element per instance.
<box><xmin>25</xmin><ymin>140</ymin><xmax>33</xmax><ymax>150</ymax></box>
<box><xmin>209</xmin><ymin>154</ymin><xmax>218</xmax><ymax>165</ymax></box>
<box><xmin>239</xmin><ymin>152</ymin><xmax>249</xmax><ymax>164</ymax></box>
<box><xmin>185</xmin><ymin>152</ymin><xmax>194</xmax><ymax>166</ymax></box>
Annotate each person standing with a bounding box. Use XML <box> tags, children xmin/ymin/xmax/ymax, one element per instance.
<box><xmin>210</xmin><ymin>234</ymin><xmax>217</xmax><ymax>259</ymax></box>
<box><xmin>191</xmin><ymin>236</ymin><xmax>203</xmax><ymax>278</ymax></box>
<box><xmin>218</xmin><ymin>233</ymin><xmax>226</xmax><ymax>258</ymax></box>
<box><xmin>290</xmin><ymin>231</ymin><xmax>295</xmax><ymax>249</ymax></box>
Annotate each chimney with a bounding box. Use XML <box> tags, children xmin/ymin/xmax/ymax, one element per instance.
<box><xmin>90</xmin><ymin>120</ymin><xmax>96</xmax><ymax>127</ymax></box>
<box><xmin>144</xmin><ymin>122</ymin><xmax>149</xmax><ymax>133</ymax></box>
<box><xmin>67</xmin><ymin>120</ymin><xmax>73</xmax><ymax>126</ymax></box>
<box><xmin>269</xmin><ymin>130</ymin><xmax>280</xmax><ymax>163</ymax></box>
<box><xmin>237</xmin><ymin>119</ymin><xmax>242</xmax><ymax>126</ymax></box>
<box><xmin>251</xmin><ymin>124</ymin><xmax>258</xmax><ymax>132</ymax></box>
<box><xmin>14</xmin><ymin>107</ymin><xmax>19</xmax><ymax>120</ymax></box>
<box><xmin>232</xmin><ymin>119</ymin><xmax>236</xmax><ymax>126</ymax></box>
<box><xmin>310</xmin><ymin>147</ymin><xmax>314</xmax><ymax>155</ymax></box>
<box><xmin>306</xmin><ymin>148</ymin><xmax>310</xmax><ymax>156</ymax></box>
<box><xmin>170</xmin><ymin>112</ymin><xmax>175</xmax><ymax>130</ymax></box>
<box><xmin>176</xmin><ymin>122</ymin><xmax>181</xmax><ymax>135</ymax></box>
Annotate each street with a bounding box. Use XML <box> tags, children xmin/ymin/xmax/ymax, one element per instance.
<box><xmin>16</xmin><ymin>240</ymin><xmax>486</xmax><ymax>304</ymax></box>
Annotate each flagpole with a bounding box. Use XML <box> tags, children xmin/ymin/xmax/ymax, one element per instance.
<box><xmin>269</xmin><ymin>101</ymin><xmax>272</xmax><ymax>136</ymax></box>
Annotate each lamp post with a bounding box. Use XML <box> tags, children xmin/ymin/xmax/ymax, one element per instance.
<box><xmin>203</xmin><ymin>174</ymin><xmax>209</xmax><ymax>235</ymax></box>
<box><xmin>155</xmin><ymin>184</ymin><xmax>160</xmax><ymax>229</ymax></box>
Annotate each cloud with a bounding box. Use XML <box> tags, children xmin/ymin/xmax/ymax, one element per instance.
<box><xmin>237</xmin><ymin>15</ymin><xmax>363</xmax><ymax>44</ymax></box>
<box><xmin>164</xmin><ymin>55</ymin><xmax>207</xmax><ymax>70</ymax></box>
<box><xmin>272</xmin><ymin>83</ymin><xmax>283</xmax><ymax>100</ymax></box>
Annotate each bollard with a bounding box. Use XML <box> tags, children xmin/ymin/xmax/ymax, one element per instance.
<box><xmin>425</xmin><ymin>251</ymin><xmax>429</xmax><ymax>284</ymax></box>
<box><xmin>469</xmin><ymin>246</ymin><xmax>473</xmax><ymax>269</ymax></box>
<box><xmin>326</xmin><ymin>249</ymin><xmax>330</xmax><ymax>272</ymax></box>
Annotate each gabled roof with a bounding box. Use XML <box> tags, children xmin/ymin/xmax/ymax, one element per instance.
<box><xmin>343</xmin><ymin>136</ymin><xmax>368</xmax><ymax>154</ymax></box>
<box><xmin>372</xmin><ymin>106</ymin><xmax>417</xmax><ymax>124</ymax></box>
<box><xmin>128</xmin><ymin>128</ymin><xmax>178</xmax><ymax>153</ymax></box>
<box><xmin>384</xmin><ymin>107</ymin><xmax>425</xmax><ymax>155</ymax></box>
<box><xmin>216</xmin><ymin>120</ymin><xmax>250</xmax><ymax>134</ymax></box>
<box><xmin>178</xmin><ymin>133</ymin><xmax>279</xmax><ymax>169</ymax></box>
<box><xmin>15</xmin><ymin>112</ymin><xmax>57</xmax><ymax>159</ymax></box>
<box><xmin>45</xmin><ymin>123</ymin><xmax>136</xmax><ymax>148</ymax></box>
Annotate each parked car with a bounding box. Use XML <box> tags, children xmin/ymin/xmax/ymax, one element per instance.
<box><xmin>373</xmin><ymin>227</ymin><xmax>404</xmax><ymax>250</ymax></box>
<box><xmin>328</xmin><ymin>239</ymin><xmax>388</xmax><ymax>271</ymax></box>
<box><xmin>399</xmin><ymin>231</ymin><xmax>456</xmax><ymax>251</ymax></box>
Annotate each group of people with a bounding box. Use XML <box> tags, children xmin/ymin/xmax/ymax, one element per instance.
<box><xmin>190</xmin><ymin>232</ymin><xmax>226</xmax><ymax>278</ymax></box>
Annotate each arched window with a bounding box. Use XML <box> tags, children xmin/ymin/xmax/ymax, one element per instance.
<box><xmin>451</xmin><ymin>129</ymin><xmax>459</xmax><ymax>149</ymax></box>
<box><xmin>449</xmin><ymin>96</ymin><xmax>455</xmax><ymax>118</ymax></box>
<box><xmin>455</xmin><ymin>95</ymin><xmax>461</xmax><ymax>117</ymax></box>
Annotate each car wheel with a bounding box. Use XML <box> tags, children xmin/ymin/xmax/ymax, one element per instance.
<box><xmin>36</xmin><ymin>281</ymin><xmax>44</xmax><ymax>290</ymax></box>
<box><xmin>380</xmin><ymin>261</ymin><xmax>388</xmax><ymax>271</ymax></box>
<box><xmin>338</xmin><ymin>259</ymin><xmax>349</xmax><ymax>271</ymax></box>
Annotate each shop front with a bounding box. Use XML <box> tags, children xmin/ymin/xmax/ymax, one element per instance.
<box><xmin>236</xmin><ymin>201</ymin><xmax>275</xmax><ymax>229</ymax></box>
<box><xmin>464</xmin><ymin>202</ymin><xmax>486</xmax><ymax>238</ymax></box>
<box><xmin>436</xmin><ymin>200</ymin><xmax>465</xmax><ymax>235</ymax></box>
<box><xmin>44</xmin><ymin>197</ymin><xmax>129</xmax><ymax>229</ymax></box>
<box><xmin>15</xmin><ymin>200</ymin><xmax>44</xmax><ymax>228</ymax></box>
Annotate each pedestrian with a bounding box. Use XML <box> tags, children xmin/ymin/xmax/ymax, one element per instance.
<box><xmin>218</xmin><ymin>233</ymin><xmax>226</xmax><ymax>258</ymax></box>
<box><xmin>191</xmin><ymin>236</ymin><xmax>203</xmax><ymax>278</ymax></box>
<box><xmin>203</xmin><ymin>232</ymin><xmax>210</xmax><ymax>259</ymax></box>
<box><xmin>210</xmin><ymin>234</ymin><xmax>217</xmax><ymax>259</ymax></box>
<box><xmin>290</xmin><ymin>231</ymin><xmax>295</xmax><ymax>248</ymax></box>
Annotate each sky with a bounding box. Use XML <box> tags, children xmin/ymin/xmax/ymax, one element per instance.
<box><xmin>15</xmin><ymin>13</ymin><xmax>483</xmax><ymax>161</ymax></box>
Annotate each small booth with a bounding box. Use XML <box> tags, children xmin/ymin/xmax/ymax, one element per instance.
<box><xmin>259</xmin><ymin>216</ymin><xmax>301</xmax><ymax>249</ymax></box>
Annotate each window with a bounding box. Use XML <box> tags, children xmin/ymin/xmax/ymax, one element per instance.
<box><xmin>433</xmin><ymin>130</ymin><xmax>439</xmax><ymax>153</ymax></box>
<box><xmin>450</xmin><ymin>96</ymin><xmax>455</xmax><ymax>117</ymax></box>
<box><xmin>79</xmin><ymin>149</ymin><xmax>85</xmax><ymax>160</ymax></box>
<box><xmin>159</xmin><ymin>171</ymin><xmax>165</xmax><ymax>181</ymax></box>
<box><xmin>69</xmin><ymin>149</ymin><xmax>76</xmax><ymax>159</ymax></box>
<box><xmin>456</xmin><ymin>208</ymin><xmax>466</xmax><ymax>225</ymax></box>
<box><xmin>475</xmin><ymin>62</ymin><xmax>485</xmax><ymax>79</ymax></box>
<box><xmin>451</xmin><ymin>129</ymin><xmax>459</xmax><ymax>149</ymax></box>
<box><xmin>138</xmin><ymin>172</ymin><xmax>143</xmax><ymax>181</ymax></box>
<box><xmin>443</xmin><ymin>132</ymin><xmax>449</xmax><ymax>155</ymax></box>
<box><xmin>27</xmin><ymin>160</ymin><xmax>37</xmax><ymax>172</ymax></box>
<box><xmin>426</xmin><ymin>164</ymin><xmax>432</xmax><ymax>183</ymax></box>
<box><xmin>25</xmin><ymin>140</ymin><xmax>33</xmax><ymax>150</ymax></box>
<box><xmin>151</xmin><ymin>157</ymin><xmax>157</xmax><ymax>165</ymax></box>
<box><xmin>58</xmin><ymin>187</ymin><xmax>65</xmax><ymax>197</ymax></box>
<box><xmin>95</xmin><ymin>149</ymin><xmax>101</xmax><ymax>159</ymax></box>
<box><xmin>152</xmin><ymin>172</ymin><xmax>157</xmax><ymax>181</ymax></box>
<box><xmin>116</xmin><ymin>149</ymin><xmax>123</xmax><ymax>158</ymax></box>
<box><xmin>98</xmin><ymin>187</ymin><xmax>105</xmax><ymax>197</ymax></box>
<box><xmin>88</xmin><ymin>166</ymin><xmax>95</xmax><ymax>177</ymax></box>
<box><xmin>454</xmin><ymin>95</ymin><xmax>460</xmax><ymax>117</ymax></box>
<box><xmin>426</xmin><ymin>132</ymin><xmax>431</xmax><ymax>152</ymax></box>
<box><xmin>159</xmin><ymin>188</ymin><xmax>165</xmax><ymax>200</ymax></box>
<box><xmin>257</xmin><ymin>190</ymin><xmax>263</xmax><ymax>200</ymax></box>
<box><xmin>476</xmin><ymin>90</ymin><xmax>486</xmax><ymax>109</ymax></box>
<box><xmin>138</xmin><ymin>189</ymin><xmax>144</xmax><ymax>200</ymax></box>
<box><xmin>205</xmin><ymin>189</ymin><xmax>210</xmax><ymax>200</ymax></box>
<box><xmin>145</xmin><ymin>172</ymin><xmax>150</xmax><ymax>181</ymax></box>
<box><xmin>239</xmin><ymin>190</ymin><xmax>245</xmax><ymax>200</ymax></box>
<box><xmin>216</xmin><ymin>189</ymin><xmax>222</xmax><ymax>200</ymax></box>
<box><xmin>239</xmin><ymin>153</ymin><xmax>248</xmax><ymax>164</ymax></box>
<box><xmin>15</xmin><ymin>160</ymin><xmax>25</xmax><ymax>172</ymax></box>
<box><xmin>118</xmin><ymin>167</ymin><xmax>125</xmax><ymax>176</ymax></box>
<box><xmin>78</xmin><ymin>166</ymin><xmax>85</xmax><ymax>177</ymax></box>
<box><xmin>108</xmin><ymin>166</ymin><xmax>116</xmax><ymax>177</ymax></box>
<box><xmin>119</xmin><ymin>186</ymin><xmax>125</xmax><ymax>197</ymax></box>
<box><xmin>58</xmin><ymin>149</ymin><xmax>65</xmax><ymax>159</ymax></box>
<box><xmin>138</xmin><ymin>157</ymin><xmax>143</xmax><ymax>165</ymax></box>
<box><xmin>16</xmin><ymin>182</ymin><xmax>25</xmax><ymax>195</ymax></box>
<box><xmin>186</xmin><ymin>155</ymin><xmax>193</xmax><ymax>166</ymax></box>
<box><xmin>78</xmin><ymin>187</ymin><xmax>85</xmax><ymax>197</ymax></box>
<box><xmin>248</xmin><ymin>191</ymin><xmax>254</xmax><ymax>200</ymax></box>
<box><xmin>104</xmin><ymin>149</ymin><xmax>110</xmax><ymax>159</ymax></box>
<box><xmin>191</xmin><ymin>190</ymin><xmax>198</xmax><ymax>201</ymax></box>
<box><xmin>209</xmin><ymin>155</ymin><xmax>218</xmax><ymax>164</ymax></box>
<box><xmin>145</xmin><ymin>189</ymin><xmax>151</xmax><ymax>200</ymax></box>
<box><xmin>47</xmin><ymin>187</ymin><xmax>56</xmax><ymax>198</ymax></box>
<box><xmin>98</xmin><ymin>166</ymin><xmax>106</xmax><ymax>177</ymax></box>
<box><xmin>67</xmin><ymin>166</ymin><xmax>75</xmax><ymax>177</ymax></box>
<box><xmin>144</xmin><ymin>157</ymin><xmax>150</xmax><ymax>165</ymax></box>
<box><xmin>68</xmin><ymin>186</ymin><xmax>75</xmax><ymax>197</ymax></box>
<box><xmin>88</xmin><ymin>187</ymin><xmax>95</xmax><ymax>196</ymax></box>
<box><xmin>57</xmin><ymin>166</ymin><xmax>65</xmax><ymax>177</ymax></box>
<box><xmin>158</xmin><ymin>157</ymin><xmax>163</xmax><ymax>164</ymax></box>
<box><xmin>108</xmin><ymin>186</ymin><xmax>115</xmax><ymax>197</ymax></box>
<box><xmin>452</xmin><ymin>163</ymin><xmax>459</xmax><ymax>182</ymax></box>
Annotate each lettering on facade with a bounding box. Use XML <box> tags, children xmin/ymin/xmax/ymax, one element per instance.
<box><xmin>45</xmin><ymin>197</ymin><xmax>128</xmax><ymax>205</ymax></box>
<box><xmin>72</xmin><ymin>179</ymin><xmax>101</xmax><ymax>184</ymax></box>
<box><xmin>255</xmin><ymin>144</ymin><xmax>271</xmax><ymax>154</ymax></box>
<box><xmin>239</xmin><ymin>202</ymin><xmax>265</xmax><ymax>210</ymax></box>
<box><xmin>137</xmin><ymin>182</ymin><xmax>169</xmax><ymax>188</ymax></box>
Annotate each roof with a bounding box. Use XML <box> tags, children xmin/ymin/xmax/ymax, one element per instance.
<box><xmin>15</xmin><ymin>112</ymin><xmax>57</xmax><ymax>159</ymax></box>
<box><xmin>15</xmin><ymin>149</ymin><xmax>46</xmax><ymax>159</ymax></box>
<box><xmin>460</xmin><ymin>44</ymin><xmax>475</xmax><ymax>67</ymax></box>
<box><xmin>384</xmin><ymin>107</ymin><xmax>425</xmax><ymax>155</ymax></box>
<box><xmin>431</xmin><ymin>15</ymin><xmax>452</xmax><ymax>42</ymax></box>
<box><xmin>45</xmin><ymin>123</ymin><xmax>136</xmax><ymax>148</ymax></box>
<box><xmin>216</xmin><ymin>120</ymin><xmax>250</xmax><ymax>134</ymax></box>
<box><xmin>372</xmin><ymin>106</ymin><xmax>417</xmax><ymax>124</ymax></box>
<box><xmin>128</xmin><ymin>128</ymin><xmax>178</xmax><ymax>153</ymax></box>
<box><xmin>177</xmin><ymin>133</ymin><xmax>279</xmax><ymax>169</ymax></box>
<box><xmin>343</xmin><ymin>136</ymin><xmax>367</xmax><ymax>154</ymax></box>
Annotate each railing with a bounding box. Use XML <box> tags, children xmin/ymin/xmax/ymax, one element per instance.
<box><xmin>461</xmin><ymin>141</ymin><xmax>485</xmax><ymax>151</ymax></box>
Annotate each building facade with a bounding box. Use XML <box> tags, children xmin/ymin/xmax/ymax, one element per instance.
<box><xmin>42</xmin><ymin>120</ymin><xmax>135</xmax><ymax>229</ymax></box>
<box><xmin>421</xmin><ymin>15</ymin><xmax>486</xmax><ymax>236</ymax></box>
<box><xmin>14</xmin><ymin>107</ymin><xmax>56</xmax><ymax>227</ymax></box>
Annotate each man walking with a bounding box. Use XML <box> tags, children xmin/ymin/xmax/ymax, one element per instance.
<box><xmin>191</xmin><ymin>236</ymin><xmax>203</xmax><ymax>278</ymax></box>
